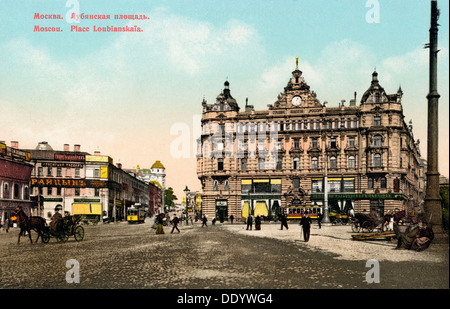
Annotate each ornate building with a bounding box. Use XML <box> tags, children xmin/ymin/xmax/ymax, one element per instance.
<box><xmin>197</xmin><ymin>63</ymin><xmax>423</xmax><ymax>221</ymax></box>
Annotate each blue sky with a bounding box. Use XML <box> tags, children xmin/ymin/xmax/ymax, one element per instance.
<box><xmin>0</xmin><ymin>0</ymin><xmax>448</xmax><ymax>197</ymax></box>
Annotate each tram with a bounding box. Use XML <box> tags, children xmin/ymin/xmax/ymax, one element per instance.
<box><xmin>126</xmin><ymin>205</ymin><xmax>147</xmax><ymax>224</ymax></box>
<box><xmin>284</xmin><ymin>205</ymin><xmax>322</xmax><ymax>220</ymax></box>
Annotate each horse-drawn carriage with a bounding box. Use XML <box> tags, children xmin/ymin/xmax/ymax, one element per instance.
<box><xmin>41</xmin><ymin>215</ymin><xmax>85</xmax><ymax>243</ymax></box>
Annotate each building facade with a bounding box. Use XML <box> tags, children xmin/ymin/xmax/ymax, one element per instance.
<box><xmin>197</xmin><ymin>66</ymin><xmax>423</xmax><ymax>221</ymax></box>
<box><xmin>25</xmin><ymin>142</ymin><xmax>150</xmax><ymax>222</ymax></box>
<box><xmin>0</xmin><ymin>141</ymin><xmax>33</xmax><ymax>225</ymax></box>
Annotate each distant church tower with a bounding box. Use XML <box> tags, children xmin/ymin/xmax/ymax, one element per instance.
<box><xmin>150</xmin><ymin>160</ymin><xmax>166</xmax><ymax>190</ymax></box>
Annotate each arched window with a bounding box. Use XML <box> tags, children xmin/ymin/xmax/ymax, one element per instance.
<box><xmin>213</xmin><ymin>180</ymin><xmax>219</xmax><ymax>191</ymax></box>
<box><xmin>293</xmin><ymin>157</ymin><xmax>300</xmax><ymax>170</ymax></box>
<box><xmin>329</xmin><ymin>156</ymin><xmax>337</xmax><ymax>169</ymax></box>
<box><xmin>348</xmin><ymin>156</ymin><xmax>356</xmax><ymax>169</ymax></box>
<box><xmin>373</xmin><ymin>153</ymin><xmax>382</xmax><ymax>167</ymax></box>
<box><xmin>14</xmin><ymin>184</ymin><xmax>20</xmax><ymax>199</ymax></box>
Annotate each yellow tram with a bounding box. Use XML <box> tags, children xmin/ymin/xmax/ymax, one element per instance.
<box><xmin>126</xmin><ymin>206</ymin><xmax>146</xmax><ymax>224</ymax></box>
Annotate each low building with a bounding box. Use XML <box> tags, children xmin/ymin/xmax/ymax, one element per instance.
<box><xmin>0</xmin><ymin>141</ymin><xmax>33</xmax><ymax>224</ymax></box>
<box><xmin>25</xmin><ymin>142</ymin><xmax>149</xmax><ymax>222</ymax></box>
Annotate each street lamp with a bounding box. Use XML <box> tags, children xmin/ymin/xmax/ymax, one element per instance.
<box><xmin>184</xmin><ymin>186</ymin><xmax>190</xmax><ymax>225</ymax></box>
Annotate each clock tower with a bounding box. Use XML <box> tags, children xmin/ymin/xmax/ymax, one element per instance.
<box><xmin>271</xmin><ymin>58</ymin><xmax>322</xmax><ymax>109</ymax></box>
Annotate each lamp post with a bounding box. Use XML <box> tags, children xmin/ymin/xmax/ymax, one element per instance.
<box><xmin>184</xmin><ymin>186</ymin><xmax>190</xmax><ymax>225</ymax></box>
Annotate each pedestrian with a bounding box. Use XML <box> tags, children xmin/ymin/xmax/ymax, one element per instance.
<box><xmin>300</xmin><ymin>214</ymin><xmax>312</xmax><ymax>242</ymax></box>
<box><xmin>255</xmin><ymin>215</ymin><xmax>261</xmax><ymax>230</ymax></box>
<box><xmin>212</xmin><ymin>217</ymin><xmax>216</xmax><ymax>225</ymax></box>
<box><xmin>246</xmin><ymin>215</ymin><xmax>253</xmax><ymax>230</ymax></box>
<box><xmin>156</xmin><ymin>214</ymin><xmax>165</xmax><ymax>234</ymax></box>
<box><xmin>229</xmin><ymin>214</ymin><xmax>234</xmax><ymax>224</ymax></box>
<box><xmin>4</xmin><ymin>215</ymin><xmax>9</xmax><ymax>233</ymax></box>
<box><xmin>317</xmin><ymin>212</ymin><xmax>323</xmax><ymax>229</ymax></box>
<box><xmin>280</xmin><ymin>213</ymin><xmax>289</xmax><ymax>230</ymax></box>
<box><xmin>202</xmin><ymin>215</ymin><xmax>208</xmax><ymax>227</ymax></box>
<box><xmin>171</xmin><ymin>214</ymin><xmax>180</xmax><ymax>233</ymax></box>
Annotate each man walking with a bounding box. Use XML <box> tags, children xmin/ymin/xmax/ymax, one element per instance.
<box><xmin>280</xmin><ymin>213</ymin><xmax>289</xmax><ymax>230</ymax></box>
<box><xmin>171</xmin><ymin>214</ymin><xmax>180</xmax><ymax>233</ymax></box>
<box><xmin>246</xmin><ymin>214</ymin><xmax>253</xmax><ymax>230</ymax></box>
<box><xmin>300</xmin><ymin>215</ymin><xmax>312</xmax><ymax>242</ymax></box>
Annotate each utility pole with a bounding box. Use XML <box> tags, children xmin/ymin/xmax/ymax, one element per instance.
<box><xmin>424</xmin><ymin>0</ymin><xmax>446</xmax><ymax>242</ymax></box>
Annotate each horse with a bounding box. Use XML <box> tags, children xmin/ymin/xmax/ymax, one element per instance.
<box><xmin>12</xmin><ymin>206</ymin><xmax>46</xmax><ymax>244</ymax></box>
<box><xmin>382</xmin><ymin>209</ymin><xmax>407</xmax><ymax>231</ymax></box>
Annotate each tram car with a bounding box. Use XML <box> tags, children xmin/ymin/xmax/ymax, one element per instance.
<box><xmin>284</xmin><ymin>205</ymin><xmax>322</xmax><ymax>220</ymax></box>
<box><xmin>127</xmin><ymin>205</ymin><xmax>147</xmax><ymax>224</ymax></box>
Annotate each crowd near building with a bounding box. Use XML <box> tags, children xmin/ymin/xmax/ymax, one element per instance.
<box><xmin>197</xmin><ymin>63</ymin><xmax>428</xmax><ymax>221</ymax></box>
<box><xmin>1</xmin><ymin>140</ymin><xmax>164</xmax><ymax>225</ymax></box>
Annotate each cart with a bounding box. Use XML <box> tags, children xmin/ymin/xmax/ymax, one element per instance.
<box><xmin>42</xmin><ymin>215</ymin><xmax>85</xmax><ymax>243</ymax></box>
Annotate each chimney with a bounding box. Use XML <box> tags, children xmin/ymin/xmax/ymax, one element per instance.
<box><xmin>11</xmin><ymin>141</ymin><xmax>19</xmax><ymax>149</ymax></box>
<box><xmin>64</xmin><ymin>144</ymin><xmax>70</xmax><ymax>151</ymax></box>
<box><xmin>94</xmin><ymin>151</ymin><xmax>101</xmax><ymax>156</ymax></box>
<box><xmin>74</xmin><ymin>144</ymin><xmax>81</xmax><ymax>152</ymax></box>
<box><xmin>116</xmin><ymin>163</ymin><xmax>122</xmax><ymax>169</ymax></box>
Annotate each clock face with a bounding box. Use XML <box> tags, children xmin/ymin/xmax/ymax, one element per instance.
<box><xmin>292</xmin><ymin>96</ymin><xmax>301</xmax><ymax>106</ymax></box>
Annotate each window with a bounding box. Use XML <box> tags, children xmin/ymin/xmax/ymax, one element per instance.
<box><xmin>213</xmin><ymin>180</ymin><xmax>219</xmax><ymax>191</ymax></box>
<box><xmin>311</xmin><ymin>138</ymin><xmax>318</xmax><ymax>149</ymax></box>
<box><xmin>218</xmin><ymin>158</ymin><xmax>224</xmax><ymax>171</ymax></box>
<box><xmin>38</xmin><ymin>167</ymin><xmax>43</xmax><ymax>176</ymax></box>
<box><xmin>329</xmin><ymin>156</ymin><xmax>337</xmax><ymax>169</ymax></box>
<box><xmin>330</xmin><ymin>137</ymin><xmax>337</xmax><ymax>148</ymax></box>
<box><xmin>57</xmin><ymin>168</ymin><xmax>62</xmax><ymax>177</ymax></box>
<box><xmin>75</xmin><ymin>168</ymin><xmax>80</xmax><ymax>177</ymax></box>
<box><xmin>47</xmin><ymin>187</ymin><xmax>52</xmax><ymax>196</ymax></box>
<box><xmin>368</xmin><ymin>178</ymin><xmax>374</xmax><ymax>189</ymax></box>
<box><xmin>353</xmin><ymin>118</ymin><xmax>358</xmax><ymax>128</ymax></box>
<box><xmin>381</xmin><ymin>177</ymin><xmax>387</xmax><ymax>189</ymax></box>
<box><xmin>94</xmin><ymin>169</ymin><xmax>100</xmax><ymax>178</ymax></box>
<box><xmin>24</xmin><ymin>186</ymin><xmax>29</xmax><ymax>200</ymax></box>
<box><xmin>294</xmin><ymin>138</ymin><xmax>300</xmax><ymax>149</ymax></box>
<box><xmin>312</xmin><ymin>179</ymin><xmax>323</xmax><ymax>193</ymax></box>
<box><xmin>293</xmin><ymin>158</ymin><xmax>300</xmax><ymax>170</ymax></box>
<box><xmin>258</xmin><ymin>158</ymin><xmax>265</xmax><ymax>170</ymax></box>
<box><xmin>241</xmin><ymin>158</ymin><xmax>247</xmax><ymax>171</ymax></box>
<box><xmin>224</xmin><ymin>180</ymin><xmax>230</xmax><ymax>191</ymax></box>
<box><xmin>373</xmin><ymin>153</ymin><xmax>382</xmax><ymax>167</ymax></box>
<box><xmin>95</xmin><ymin>188</ymin><xmax>100</xmax><ymax>197</ymax></box>
<box><xmin>57</xmin><ymin>187</ymin><xmax>61</xmax><ymax>196</ymax></box>
<box><xmin>373</xmin><ymin>116</ymin><xmax>381</xmax><ymax>126</ymax></box>
<box><xmin>47</xmin><ymin>167</ymin><xmax>52</xmax><ymax>176</ymax></box>
<box><xmin>311</xmin><ymin>157</ymin><xmax>318</xmax><ymax>170</ymax></box>
<box><xmin>293</xmin><ymin>178</ymin><xmax>300</xmax><ymax>189</ymax></box>
<box><xmin>343</xmin><ymin>179</ymin><xmax>355</xmax><ymax>192</ymax></box>
<box><xmin>328</xmin><ymin>179</ymin><xmax>341</xmax><ymax>193</ymax></box>
<box><xmin>75</xmin><ymin>188</ymin><xmax>80</xmax><ymax>196</ymax></box>
<box><xmin>348</xmin><ymin>156</ymin><xmax>356</xmax><ymax>169</ymax></box>
<box><xmin>14</xmin><ymin>184</ymin><xmax>20</xmax><ymax>199</ymax></box>
<box><xmin>373</xmin><ymin>135</ymin><xmax>382</xmax><ymax>147</ymax></box>
<box><xmin>348</xmin><ymin>136</ymin><xmax>355</xmax><ymax>148</ymax></box>
<box><xmin>276</xmin><ymin>157</ymin><xmax>282</xmax><ymax>170</ymax></box>
<box><xmin>276</xmin><ymin>139</ymin><xmax>282</xmax><ymax>151</ymax></box>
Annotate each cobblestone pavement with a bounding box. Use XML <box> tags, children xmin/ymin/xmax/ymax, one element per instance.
<box><xmin>0</xmin><ymin>221</ymin><xmax>448</xmax><ymax>289</ymax></box>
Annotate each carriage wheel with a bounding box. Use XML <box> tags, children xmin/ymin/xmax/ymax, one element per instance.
<box><xmin>42</xmin><ymin>232</ymin><xmax>50</xmax><ymax>244</ymax></box>
<box><xmin>351</xmin><ymin>221</ymin><xmax>360</xmax><ymax>233</ymax></box>
<box><xmin>362</xmin><ymin>221</ymin><xmax>373</xmax><ymax>233</ymax></box>
<box><xmin>74</xmin><ymin>226</ymin><xmax>84</xmax><ymax>242</ymax></box>
<box><xmin>57</xmin><ymin>232</ymin><xmax>68</xmax><ymax>243</ymax></box>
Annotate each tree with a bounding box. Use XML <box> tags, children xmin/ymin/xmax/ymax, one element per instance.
<box><xmin>164</xmin><ymin>187</ymin><xmax>178</xmax><ymax>210</ymax></box>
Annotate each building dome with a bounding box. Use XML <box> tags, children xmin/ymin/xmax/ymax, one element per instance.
<box><xmin>151</xmin><ymin>160</ymin><xmax>165</xmax><ymax>169</ymax></box>
<box><xmin>35</xmin><ymin>141</ymin><xmax>53</xmax><ymax>151</ymax></box>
